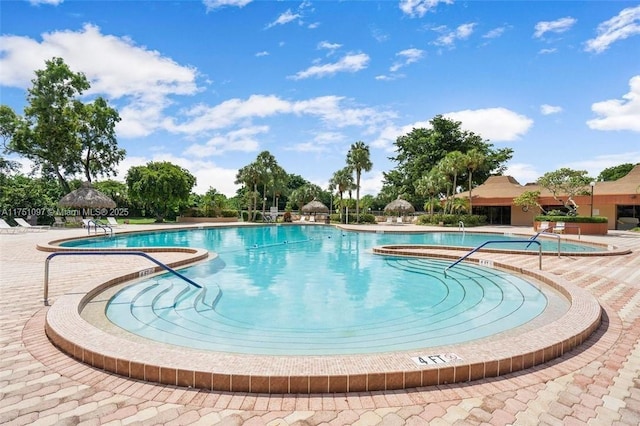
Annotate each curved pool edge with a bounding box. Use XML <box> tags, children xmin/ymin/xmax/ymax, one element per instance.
<box><xmin>44</xmin><ymin>248</ymin><xmax>604</xmax><ymax>394</ymax></box>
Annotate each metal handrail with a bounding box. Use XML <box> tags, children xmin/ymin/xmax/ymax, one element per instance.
<box><xmin>43</xmin><ymin>251</ymin><xmax>202</xmax><ymax>306</ymax></box>
<box><xmin>526</xmin><ymin>230</ymin><xmax>561</xmax><ymax>257</ymax></box>
<box><xmin>444</xmin><ymin>240</ymin><xmax>542</xmax><ymax>278</ymax></box>
<box><xmin>458</xmin><ymin>221</ymin><xmax>465</xmax><ymax>233</ymax></box>
<box><xmin>87</xmin><ymin>219</ymin><xmax>113</xmax><ymax>237</ymax></box>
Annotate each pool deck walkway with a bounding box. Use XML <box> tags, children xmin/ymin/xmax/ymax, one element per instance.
<box><xmin>1</xmin><ymin>223</ymin><xmax>639</xmax><ymax>425</ymax></box>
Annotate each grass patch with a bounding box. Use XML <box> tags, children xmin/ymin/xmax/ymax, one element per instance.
<box><xmin>122</xmin><ymin>217</ymin><xmax>176</xmax><ymax>225</ymax></box>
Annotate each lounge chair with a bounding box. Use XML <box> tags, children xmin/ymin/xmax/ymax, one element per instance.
<box><xmin>309</xmin><ymin>215</ymin><xmax>316</xmax><ymax>223</ymax></box>
<box><xmin>53</xmin><ymin>216</ymin><xmax>65</xmax><ymax>227</ymax></box>
<box><xmin>396</xmin><ymin>216</ymin><xmax>403</xmax><ymax>224</ymax></box>
<box><xmin>298</xmin><ymin>216</ymin><xmax>306</xmax><ymax>222</ymax></box>
<box><xmin>385</xmin><ymin>217</ymin><xmax>393</xmax><ymax>224</ymax></box>
<box><xmin>553</xmin><ymin>221</ymin><xmax>565</xmax><ymax>234</ymax></box>
<box><xmin>106</xmin><ymin>217</ymin><xmax>119</xmax><ymax>227</ymax></box>
<box><xmin>537</xmin><ymin>221</ymin><xmax>550</xmax><ymax>232</ymax></box>
<box><xmin>14</xmin><ymin>218</ymin><xmax>50</xmax><ymax>231</ymax></box>
<box><xmin>0</xmin><ymin>218</ymin><xmax>24</xmax><ymax>233</ymax></box>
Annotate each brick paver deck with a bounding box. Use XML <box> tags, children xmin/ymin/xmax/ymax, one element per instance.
<box><xmin>1</xmin><ymin>224</ymin><xmax>639</xmax><ymax>425</ymax></box>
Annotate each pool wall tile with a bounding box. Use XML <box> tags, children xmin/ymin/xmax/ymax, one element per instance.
<box><xmin>484</xmin><ymin>361</ymin><xmax>498</xmax><ymax>378</ymax></box>
<box><xmin>329</xmin><ymin>376</ymin><xmax>348</xmax><ymax>393</ymax></box>
<box><xmin>130</xmin><ymin>361</ymin><xmax>145</xmax><ymax>380</ymax></box>
<box><xmin>231</xmin><ymin>375</ymin><xmax>250</xmax><ymax>392</ymax></box>
<box><xmin>177</xmin><ymin>369</ymin><xmax>194</xmax><ymax>388</ymax></box>
<box><xmin>498</xmin><ymin>358</ymin><xmax>511</xmax><ymax>375</ymax></box>
<box><xmin>212</xmin><ymin>373</ymin><xmax>231</xmax><ymax>392</ymax></box>
<box><xmin>269</xmin><ymin>376</ymin><xmax>288</xmax><ymax>394</ymax></box>
<box><xmin>116</xmin><ymin>358</ymin><xmax>129</xmax><ymax>376</ymax></box>
<box><xmin>423</xmin><ymin>369</ymin><xmax>438</xmax><ymax>386</ymax></box>
<box><xmin>404</xmin><ymin>371</ymin><xmax>421</xmax><ymax>388</ymax></box>
<box><xmin>145</xmin><ymin>364</ymin><xmax>160</xmax><ymax>382</ymax></box>
<box><xmin>469</xmin><ymin>363</ymin><xmax>484</xmax><ymax>381</ymax></box>
<box><xmin>309</xmin><ymin>376</ymin><xmax>329</xmax><ymax>393</ymax></box>
<box><xmin>386</xmin><ymin>372</ymin><xmax>404</xmax><ymax>390</ymax></box>
<box><xmin>160</xmin><ymin>367</ymin><xmax>177</xmax><ymax>386</ymax></box>
<box><xmin>511</xmin><ymin>355</ymin><xmax>523</xmax><ymax>372</ymax></box>
<box><xmin>438</xmin><ymin>367</ymin><xmax>454</xmax><ymax>385</ymax></box>
<box><xmin>104</xmin><ymin>356</ymin><xmax>116</xmax><ymax>374</ymax></box>
<box><xmin>348</xmin><ymin>374</ymin><xmax>366</xmax><ymax>392</ymax></box>
<box><xmin>454</xmin><ymin>365</ymin><xmax>470</xmax><ymax>382</ymax></box>
<box><xmin>289</xmin><ymin>376</ymin><xmax>309</xmax><ymax>393</ymax></box>
<box><xmin>194</xmin><ymin>371</ymin><xmax>213</xmax><ymax>390</ymax></box>
<box><xmin>368</xmin><ymin>373</ymin><xmax>385</xmax><ymax>391</ymax></box>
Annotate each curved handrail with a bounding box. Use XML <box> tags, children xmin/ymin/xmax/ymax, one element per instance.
<box><xmin>526</xmin><ymin>230</ymin><xmax>561</xmax><ymax>257</ymax></box>
<box><xmin>44</xmin><ymin>251</ymin><xmax>202</xmax><ymax>306</ymax></box>
<box><xmin>444</xmin><ymin>240</ymin><xmax>542</xmax><ymax>278</ymax></box>
<box><xmin>87</xmin><ymin>219</ymin><xmax>113</xmax><ymax>237</ymax></box>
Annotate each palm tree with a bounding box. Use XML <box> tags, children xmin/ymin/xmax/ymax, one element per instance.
<box><xmin>415</xmin><ymin>170</ymin><xmax>446</xmax><ymax>217</ymax></box>
<box><xmin>329</xmin><ymin>167</ymin><xmax>356</xmax><ymax>223</ymax></box>
<box><xmin>346</xmin><ymin>141</ymin><xmax>372</xmax><ymax>222</ymax></box>
<box><xmin>462</xmin><ymin>148</ymin><xmax>486</xmax><ymax>213</ymax></box>
<box><xmin>254</xmin><ymin>151</ymin><xmax>278</xmax><ymax>217</ymax></box>
<box><xmin>438</xmin><ymin>151</ymin><xmax>465</xmax><ymax>214</ymax></box>
<box><xmin>234</xmin><ymin>163</ymin><xmax>261</xmax><ymax>221</ymax></box>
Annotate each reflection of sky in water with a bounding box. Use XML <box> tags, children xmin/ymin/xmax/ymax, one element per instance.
<box><xmin>98</xmin><ymin>226</ymin><xmax>568</xmax><ymax>355</ymax></box>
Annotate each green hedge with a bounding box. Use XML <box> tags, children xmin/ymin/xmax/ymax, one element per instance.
<box><xmin>534</xmin><ymin>215</ymin><xmax>608</xmax><ymax>223</ymax></box>
<box><xmin>417</xmin><ymin>214</ymin><xmax>487</xmax><ymax>226</ymax></box>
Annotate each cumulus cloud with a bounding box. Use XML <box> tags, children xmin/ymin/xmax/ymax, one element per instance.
<box><xmin>390</xmin><ymin>48</ymin><xmax>424</xmax><ymax>72</ymax></box>
<box><xmin>318</xmin><ymin>41</ymin><xmax>342</xmax><ymax>51</ymax></box>
<box><xmin>432</xmin><ymin>23</ymin><xmax>476</xmax><ymax>47</ymax></box>
<box><xmin>444</xmin><ymin>108</ymin><xmax>534</xmax><ymax>141</ymax></box>
<box><xmin>183</xmin><ymin>125</ymin><xmax>268</xmax><ymax>157</ymax></box>
<box><xmin>266</xmin><ymin>9</ymin><xmax>301</xmax><ymax>29</ymax></box>
<box><xmin>288</xmin><ymin>53</ymin><xmax>370</xmax><ymax>80</ymax></box>
<box><xmin>504</xmin><ymin>163</ymin><xmax>540</xmax><ymax>185</ymax></box>
<box><xmin>533</xmin><ymin>16</ymin><xmax>577</xmax><ymax>38</ymax></box>
<box><xmin>202</xmin><ymin>0</ymin><xmax>252</xmax><ymax>12</ymax></box>
<box><xmin>255</xmin><ymin>51</ymin><xmax>269</xmax><ymax>57</ymax></box>
<box><xmin>585</xmin><ymin>5</ymin><xmax>640</xmax><ymax>53</ymax></box>
<box><xmin>540</xmin><ymin>104</ymin><xmax>563</xmax><ymax>115</ymax></box>
<box><xmin>587</xmin><ymin>75</ymin><xmax>640</xmax><ymax>132</ymax></box>
<box><xmin>399</xmin><ymin>0</ymin><xmax>453</xmax><ymax>18</ymax></box>
<box><xmin>483</xmin><ymin>26</ymin><xmax>509</xmax><ymax>39</ymax></box>
<box><xmin>0</xmin><ymin>24</ymin><xmax>200</xmax><ymax>138</ymax></box>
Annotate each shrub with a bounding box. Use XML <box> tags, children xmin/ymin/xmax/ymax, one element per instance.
<box><xmin>534</xmin><ymin>215</ymin><xmax>608</xmax><ymax>223</ymax></box>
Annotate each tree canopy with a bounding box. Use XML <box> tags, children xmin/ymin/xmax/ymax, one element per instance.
<box><xmin>126</xmin><ymin>161</ymin><xmax>196</xmax><ymax>222</ymax></box>
<box><xmin>597</xmin><ymin>163</ymin><xmax>637</xmax><ymax>181</ymax></box>
<box><xmin>2</xmin><ymin>57</ymin><xmax>124</xmax><ymax>193</ymax></box>
<box><xmin>383</xmin><ymin>115</ymin><xmax>513</xmax><ymax>207</ymax></box>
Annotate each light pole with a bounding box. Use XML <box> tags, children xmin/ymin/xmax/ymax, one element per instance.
<box><xmin>590</xmin><ymin>181</ymin><xmax>595</xmax><ymax>217</ymax></box>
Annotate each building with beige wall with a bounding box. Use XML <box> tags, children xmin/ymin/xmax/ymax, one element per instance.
<box><xmin>456</xmin><ymin>164</ymin><xmax>640</xmax><ymax>230</ymax></box>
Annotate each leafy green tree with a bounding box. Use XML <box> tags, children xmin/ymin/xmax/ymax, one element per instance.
<box><xmin>596</xmin><ymin>163</ymin><xmax>636</xmax><ymax>181</ymax></box>
<box><xmin>2</xmin><ymin>58</ymin><xmax>124</xmax><ymax>192</ymax></box>
<box><xmin>384</xmin><ymin>115</ymin><xmax>513</xmax><ymax>206</ymax></box>
<box><xmin>462</xmin><ymin>148</ymin><xmax>486</xmax><ymax>212</ymax></box>
<box><xmin>513</xmin><ymin>190</ymin><xmax>546</xmax><ymax>214</ymax></box>
<box><xmin>537</xmin><ymin>168</ymin><xmax>592</xmax><ymax>215</ymax></box>
<box><xmin>328</xmin><ymin>167</ymin><xmax>356</xmax><ymax>222</ymax></box>
<box><xmin>235</xmin><ymin>162</ymin><xmax>261</xmax><ymax>221</ymax></box>
<box><xmin>346</xmin><ymin>141</ymin><xmax>372</xmax><ymax>222</ymax></box>
<box><xmin>415</xmin><ymin>169</ymin><xmax>447</xmax><ymax>217</ymax></box>
<box><xmin>126</xmin><ymin>161</ymin><xmax>196</xmax><ymax>222</ymax></box>
<box><xmin>288</xmin><ymin>184</ymin><xmax>322</xmax><ymax>210</ymax></box>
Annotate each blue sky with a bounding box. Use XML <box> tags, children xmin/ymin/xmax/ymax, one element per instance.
<box><xmin>1</xmin><ymin>0</ymin><xmax>639</xmax><ymax>196</ymax></box>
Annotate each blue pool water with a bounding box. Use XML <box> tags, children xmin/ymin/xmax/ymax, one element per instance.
<box><xmin>70</xmin><ymin>226</ymin><xmax>575</xmax><ymax>355</ymax></box>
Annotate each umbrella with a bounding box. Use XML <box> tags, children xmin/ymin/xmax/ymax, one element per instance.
<box><xmin>59</xmin><ymin>182</ymin><xmax>116</xmax><ymax>209</ymax></box>
<box><xmin>301</xmin><ymin>199</ymin><xmax>329</xmax><ymax>214</ymax></box>
<box><xmin>384</xmin><ymin>197</ymin><xmax>415</xmax><ymax>215</ymax></box>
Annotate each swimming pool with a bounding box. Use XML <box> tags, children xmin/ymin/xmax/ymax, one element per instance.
<box><xmin>69</xmin><ymin>226</ymin><xmax>572</xmax><ymax>355</ymax></box>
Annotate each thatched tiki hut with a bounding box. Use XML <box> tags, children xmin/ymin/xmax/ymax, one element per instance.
<box><xmin>301</xmin><ymin>199</ymin><xmax>329</xmax><ymax>222</ymax></box>
<box><xmin>384</xmin><ymin>197</ymin><xmax>415</xmax><ymax>218</ymax></box>
<box><xmin>59</xmin><ymin>182</ymin><xmax>116</xmax><ymax>217</ymax></box>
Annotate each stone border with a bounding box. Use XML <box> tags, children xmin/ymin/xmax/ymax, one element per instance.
<box><xmin>43</xmin><ymin>242</ymin><xmax>603</xmax><ymax>394</ymax></box>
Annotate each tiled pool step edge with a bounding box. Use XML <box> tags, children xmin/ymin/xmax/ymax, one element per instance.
<box><xmin>44</xmin><ymin>247</ymin><xmax>605</xmax><ymax>394</ymax></box>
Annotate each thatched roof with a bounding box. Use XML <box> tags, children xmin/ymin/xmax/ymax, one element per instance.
<box><xmin>301</xmin><ymin>199</ymin><xmax>329</xmax><ymax>213</ymax></box>
<box><xmin>58</xmin><ymin>182</ymin><xmax>116</xmax><ymax>209</ymax></box>
<box><xmin>384</xmin><ymin>197</ymin><xmax>415</xmax><ymax>214</ymax></box>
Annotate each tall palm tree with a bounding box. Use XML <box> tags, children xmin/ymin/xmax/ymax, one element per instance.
<box><xmin>329</xmin><ymin>167</ymin><xmax>356</xmax><ymax>223</ymax></box>
<box><xmin>254</xmin><ymin>151</ymin><xmax>278</xmax><ymax>217</ymax></box>
<box><xmin>346</xmin><ymin>141</ymin><xmax>372</xmax><ymax>222</ymax></box>
<box><xmin>438</xmin><ymin>151</ymin><xmax>465</xmax><ymax>214</ymax></box>
<box><xmin>234</xmin><ymin>163</ymin><xmax>261</xmax><ymax>221</ymax></box>
<box><xmin>415</xmin><ymin>170</ymin><xmax>446</xmax><ymax>217</ymax></box>
<box><xmin>462</xmin><ymin>148</ymin><xmax>486</xmax><ymax>213</ymax></box>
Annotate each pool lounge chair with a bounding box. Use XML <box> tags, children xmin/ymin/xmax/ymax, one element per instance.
<box><xmin>0</xmin><ymin>218</ymin><xmax>25</xmax><ymax>233</ymax></box>
<box><xmin>106</xmin><ymin>217</ymin><xmax>119</xmax><ymax>227</ymax></box>
<box><xmin>553</xmin><ymin>221</ymin><xmax>565</xmax><ymax>234</ymax></box>
<box><xmin>53</xmin><ymin>216</ymin><xmax>65</xmax><ymax>227</ymax></box>
<box><xmin>14</xmin><ymin>218</ymin><xmax>50</xmax><ymax>231</ymax></box>
<box><xmin>537</xmin><ymin>221</ymin><xmax>550</xmax><ymax>232</ymax></box>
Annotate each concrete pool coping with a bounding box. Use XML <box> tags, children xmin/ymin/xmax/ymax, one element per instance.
<box><xmin>41</xmin><ymin>225</ymin><xmax>605</xmax><ymax>394</ymax></box>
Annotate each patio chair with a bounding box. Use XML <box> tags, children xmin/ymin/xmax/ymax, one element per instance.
<box><xmin>0</xmin><ymin>218</ymin><xmax>24</xmax><ymax>233</ymax></box>
<box><xmin>553</xmin><ymin>221</ymin><xmax>565</xmax><ymax>234</ymax></box>
<box><xmin>53</xmin><ymin>216</ymin><xmax>65</xmax><ymax>227</ymax></box>
<box><xmin>106</xmin><ymin>217</ymin><xmax>119</xmax><ymax>227</ymax></box>
<box><xmin>385</xmin><ymin>217</ymin><xmax>393</xmax><ymax>224</ymax></box>
<box><xmin>14</xmin><ymin>218</ymin><xmax>50</xmax><ymax>231</ymax></box>
<box><xmin>309</xmin><ymin>215</ymin><xmax>316</xmax><ymax>223</ymax></box>
<box><xmin>537</xmin><ymin>221</ymin><xmax>550</xmax><ymax>232</ymax></box>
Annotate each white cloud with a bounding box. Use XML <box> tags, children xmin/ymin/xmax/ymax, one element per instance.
<box><xmin>534</xmin><ymin>16</ymin><xmax>577</xmax><ymax>38</ymax></box>
<box><xmin>255</xmin><ymin>51</ymin><xmax>269</xmax><ymax>57</ymax></box>
<box><xmin>318</xmin><ymin>41</ymin><xmax>342</xmax><ymax>51</ymax></box>
<box><xmin>432</xmin><ymin>23</ymin><xmax>476</xmax><ymax>47</ymax></box>
<box><xmin>288</xmin><ymin>53</ymin><xmax>370</xmax><ymax>80</ymax></box>
<box><xmin>504</xmin><ymin>163</ymin><xmax>540</xmax><ymax>185</ymax></box>
<box><xmin>483</xmin><ymin>26</ymin><xmax>508</xmax><ymax>39</ymax></box>
<box><xmin>390</xmin><ymin>48</ymin><xmax>424</xmax><ymax>72</ymax></box>
<box><xmin>0</xmin><ymin>24</ymin><xmax>200</xmax><ymax>138</ymax></box>
<box><xmin>266</xmin><ymin>9</ymin><xmax>301</xmax><ymax>29</ymax></box>
<box><xmin>585</xmin><ymin>5</ymin><xmax>640</xmax><ymax>53</ymax></box>
<box><xmin>538</xmin><ymin>48</ymin><xmax>558</xmax><ymax>55</ymax></box>
<box><xmin>28</xmin><ymin>0</ymin><xmax>63</xmax><ymax>5</ymax></box>
<box><xmin>183</xmin><ymin>125</ymin><xmax>269</xmax><ymax>157</ymax></box>
<box><xmin>540</xmin><ymin>104</ymin><xmax>563</xmax><ymax>115</ymax></box>
<box><xmin>399</xmin><ymin>0</ymin><xmax>453</xmax><ymax>18</ymax></box>
<box><xmin>587</xmin><ymin>75</ymin><xmax>640</xmax><ymax>132</ymax></box>
<box><xmin>444</xmin><ymin>108</ymin><xmax>534</xmax><ymax>142</ymax></box>
<box><xmin>202</xmin><ymin>0</ymin><xmax>252</xmax><ymax>12</ymax></box>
